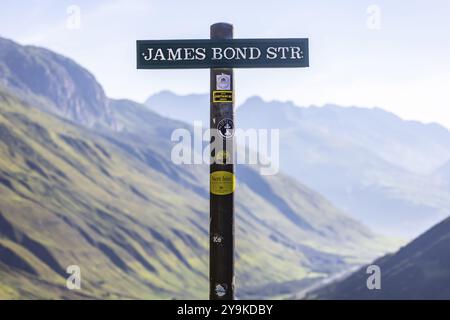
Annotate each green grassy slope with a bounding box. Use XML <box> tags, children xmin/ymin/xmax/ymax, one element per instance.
<box><xmin>0</xmin><ymin>90</ymin><xmax>390</xmax><ymax>299</ymax></box>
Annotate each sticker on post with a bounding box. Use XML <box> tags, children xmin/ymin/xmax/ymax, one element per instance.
<box><xmin>210</xmin><ymin>171</ymin><xmax>235</xmax><ymax>195</ymax></box>
<box><xmin>213</xmin><ymin>90</ymin><xmax>233</xmax><ymax>103</ymax></box>
<box><xmin>215</xmin><ymin>150</ymin><xmax>231</xmax><ymax>163</ymax></box>
<box><xmin>217</xmin><ymin>118</ymin><xmax>234</xmax><ymax>139</ymax></box>
<box><xmin>212</xmin><ymin>234</ymin><xmax>223</xmax><ymax>244</ymax></box>
<box><xmin>216</xmin><ymin>73</ymin><xmax>231</xmax><ymax>90</ymax></box>
<box><xmin>215</xmin><ymin>284</ymin><xmax>227</xmax><ymax>297</ymax></box>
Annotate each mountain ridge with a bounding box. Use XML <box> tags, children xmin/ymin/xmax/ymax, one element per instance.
<box><xmin>307</xmin><ymin>216</ymin><xmax>450</xmax><ymax>299</ymax></box>
<box><xmin>144</xmin><ymin>90</ymin><xmax>450</xmax><ymax>238</ymax></box>
<box><xmin>0</xmin><ymin>36</ymin><xmax>116</xmax><ymax>129</ymax></box>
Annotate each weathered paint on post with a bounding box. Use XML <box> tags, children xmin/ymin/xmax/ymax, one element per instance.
<box><xmin>210</xmin><ymin>22</ymin><xmax>235</xmax><ymax>300</ymax></box>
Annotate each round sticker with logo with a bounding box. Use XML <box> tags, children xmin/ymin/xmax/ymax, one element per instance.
<box><xmin>217</xmin><ymin>118</ymin><xmax>234</xmax><ymax>139</ymax></box>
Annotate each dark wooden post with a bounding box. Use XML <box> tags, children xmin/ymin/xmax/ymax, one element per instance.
<box><xmin>210</xmin><ymin>22</ymin><xmax>235</xmax><ymax>300</ymax></box>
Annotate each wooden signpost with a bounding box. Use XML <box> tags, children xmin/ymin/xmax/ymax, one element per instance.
<box><xmin>137</xmin><ymin>22</ymin><xmax>309</xmax><ymax>300</ymax></box>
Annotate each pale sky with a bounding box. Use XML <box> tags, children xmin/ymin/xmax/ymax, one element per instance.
<box><xmin>1</xmin><ymin>0</ymin><xmax>450</xmax><ymax>128</ymax></box>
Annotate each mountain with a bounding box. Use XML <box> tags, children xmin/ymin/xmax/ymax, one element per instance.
<box><xmin>307</xmin><ymin>216</ymin><xmax>450</xmax><ymax>299</ymax></box>
<box><xmin>0</xmin><ymin>37</ymin><xmax>116</xmax><ymax>129</ymax></box>
<box><xmin>144</xmin><ymin>92</ymin><xmax>450</xmax><ymax>238</ymax></box>
<box><xmin>238</xmin><ymin>97</ymin><xmax>450</xmax><ymax>238</ymax></box>
<box><xmin>239</xmin><ymin>97</ymin><xmax>450</xmax><ymax>174</ymax></box>
<box><xmin>145</xmin><ymin>91</ymin><xmax>208</xmax><ymax>126</ymax></box>
<box><xmin>0</xmin><ymin>38</ymin><xmax>389</xmax><ymax>299</ymax></box>
<box><xmin>434</xmin><ymin>161</ymin><xmax>450</xmax><ymax>189</ymax></box>
<box><xmin>0</xmin><ymin>89</ymin><xmax>386</xmax><ymax>299</ymax></box>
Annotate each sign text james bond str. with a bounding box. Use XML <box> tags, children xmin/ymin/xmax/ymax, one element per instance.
<box><xmin>137</xmin><ymin>38</ymin><xmax>309</xmax><ymax>69</ymax></box>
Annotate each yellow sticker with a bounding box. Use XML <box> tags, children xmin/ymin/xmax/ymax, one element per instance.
<box><xmin>213</xmin><ymin>90</ymin><xmax>233</xmax><ymax>103</ymax></box>
<box><xmin>210</xmin><ymin>171</ymin><xmax>235</xmax><ymax>195</ymax></box>
<box><xmin>215</xmin><ymin>150</ymin><xmax>231</xmax><ymax>163</ymax></box>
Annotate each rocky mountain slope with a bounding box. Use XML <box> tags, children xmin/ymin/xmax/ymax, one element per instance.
<box><xmin>0</xmin><ymin>37</ymin><xmax>115</xmax><ymax>129</ymax></box>
<box><xmin>307</xmin><ymin>216</ymin><xmax>450</xmax><ymax>299</ymax></box>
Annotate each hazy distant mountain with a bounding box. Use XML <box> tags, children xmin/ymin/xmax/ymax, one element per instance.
<box><xmin>145</xmin><ymin>90</ymin><xmax>208</xmax><ymax>125</ymax></box>
<box><xmin>239</xmin><ymin>97</ymin><xmax>450</xmax><ymax>237</ymax></box>
<box><xmin>145</xmin><ymin>92</ymin><xmax>450</xmax><ymax>238</ymax></box>
<box><xmin>240</xmin><ymin>96</ymin><xmax>450</xmax><ymax>174</ymax></box>
<box><xmin>0</xmin><ymin>37</ymin><xmax>116</xmax><ymax>129</ymax></box>
<box><xmin>308</xmin><ymin>216</ymin><xmax>450</xmax><ymax>299</ymax></box>
<box><xmin>433</xmin><ymin>161</ymin><xmax>450</xmax><ymax>192</ymax></box>
<box><xmin>0</xmin><ymin>39</ymin><xmax>388</xmax><ymax>299</ymax></box>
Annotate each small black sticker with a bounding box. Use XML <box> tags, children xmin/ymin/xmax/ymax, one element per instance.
<box><xmin>213</xmin><ymin>90</ymin><xmax>233</xmax><ymax>103</ymax></box>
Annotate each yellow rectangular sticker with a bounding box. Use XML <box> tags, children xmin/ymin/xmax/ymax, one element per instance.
<box><xmin>213</xmin><ymin>90</ymin><xmax>233</xmax><ymax>103</ymax></box>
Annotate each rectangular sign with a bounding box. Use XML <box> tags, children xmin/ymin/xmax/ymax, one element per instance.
<box><xmin>136</xmin><ymin>38</ymin><xmax>309</xmax><ymax>69</ymax></box>
<box><xmin>213</xmin><ymin>90</ymin><xmax>233</xmax><ymax>103</ymax></box>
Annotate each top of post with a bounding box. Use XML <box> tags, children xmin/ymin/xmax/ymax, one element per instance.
<box><xmin>211</xmin><ymin>22</ymin><xmax>233</xmax><ymax>39</ymax></box>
